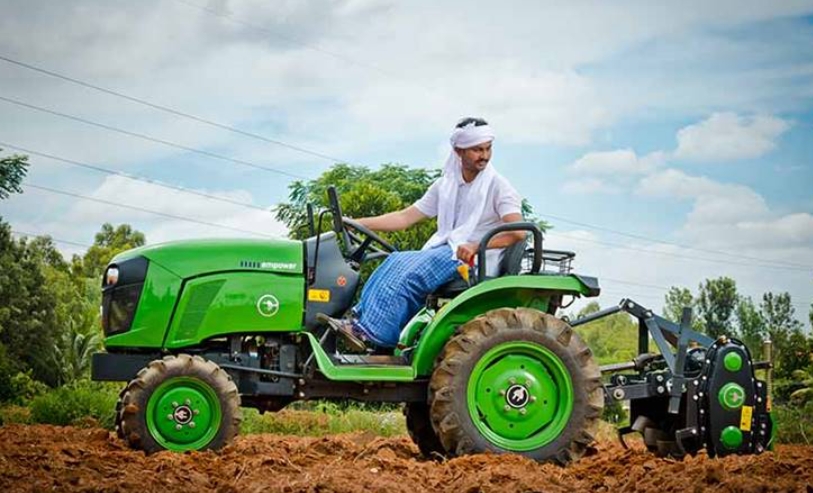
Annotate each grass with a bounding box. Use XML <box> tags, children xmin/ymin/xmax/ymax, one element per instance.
<box><xmin>240</xmin><ymin>402</ymin><xmax>406</xmax><ymax>437</ymax></box>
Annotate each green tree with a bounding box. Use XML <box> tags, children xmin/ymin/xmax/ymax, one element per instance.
<box><xmin>761</xmin><ymin>292</ymin><xmax>805</xmax><ymax>379</ymax></box>
<box><xmin>570</xmin><ymin>301</ymin><xmax>639</xmax><ymax>365</ymax></box>
<box><xmin>809</xmin><ymin>302</ymin><xmax>812</xmax><ymax>331</ymax></box>
<box><xmin>276</xmin><ymin>164</ymin><xmax>439</xmax><ymax>250</ymax></box>
<box><xmin>31</xmin><ymin>236</ymin><xmax>102</xmax><ymax>385</ymax></box>
<box><xmin>0</xmin><ymin>221</ymin><xmax>62</xmax><ymax>387</ymax></box>
<box><xmin>662</xmin><ymin>286</ymin><xmax>704</xmax><ymax>331</ymax></box>
<box><xmin>696</xmin><ymin>277</ymin><xmax>738</xmax><ymax>338</ymax></box>
<box><xmin>736</xmin><ymin>296</ymin><xmax>766</xmax><ymax>353</ymax></box>
<box><xmin>0</xmin><ymin>149</ymin><xmax>29</xmax><ymax>199</ymax></box>
<box><xmin>72</xmin><ymin>223</ymin><xmax>145</xmax><ymax>279</ymax></box>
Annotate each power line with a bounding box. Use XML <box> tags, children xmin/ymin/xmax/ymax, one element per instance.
<box><xmin>0</xmin><ymin>95</ymin><xmax>310</xmax><ymax>180</ymax></box>
<box><xmin>540</xmin><ymin>212</ymin><xmax>813</xmax><ymax>270</ymax></box>
<box><xmin>0</xmin><ymin>141</ymin><xmax>272</xmax><ymax>213</ymax></box>
<box><xmin>546</xmin><ymin>231</ymin><xmax>812</xmax><ymax>273</ymax></box>
<box><xmin>11</xmin><ymin>230</ymin><xmax>92</xmax><ymax>249</ymax></box>
<box><xmin>24</xmin><ymin>182</ymin><xmax>277</xmax><ymax>239</ymax></box>
<box><xmin>0</xmin><ymin>53</ymin><xmax>345</xmax><ymax>164</ymax></box>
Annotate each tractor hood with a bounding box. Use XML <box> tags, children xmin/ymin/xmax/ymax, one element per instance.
<box><xmin>111</xmin><ymin>238</ymin><xmax>303</xmax><ymax>279</ymax></box>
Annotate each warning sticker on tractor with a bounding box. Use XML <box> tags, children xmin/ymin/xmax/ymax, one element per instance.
<box><xmin>740</xmin><ymin>405</ymin><xmax>753</xmax><ymax>431</ymax></box>
<box><xmin>308</xmin><ymin>289</ymin><xmax>331</xmax><ymax>302</ymax></box>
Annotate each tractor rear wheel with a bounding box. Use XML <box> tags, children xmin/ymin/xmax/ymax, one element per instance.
<box><xmin>429</xmin><ymin>308</ymin><xmax>603</xmax><ymax>465</ymax></box>
<box><xmin>404</xmin><ymin>402</ymin><xmax>445</xmax><ymax>459</ymax></box>
<box><xmin>119</xmin><ymin>354</ymin><xmax>241</xmax><ymax>454</ymax></box>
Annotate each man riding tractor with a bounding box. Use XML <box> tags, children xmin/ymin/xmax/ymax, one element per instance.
<box><xmin>321</xmin><ymin>116</ymin><xmax>527</xmax><ymax>352</ymax></box>
<box><xmin>93</xmin><ymin>112</ymin><xmax>614</xmax><ymax>462</ymax></box>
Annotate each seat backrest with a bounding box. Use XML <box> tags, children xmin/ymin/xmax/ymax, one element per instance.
<box><xmin>498</xmin><ymin>240</ymin><xmax>527</xmax><ymax>276</ymax></box>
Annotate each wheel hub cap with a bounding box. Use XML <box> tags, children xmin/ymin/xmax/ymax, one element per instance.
<box><xmin>172</xmin><ymin>404</ymin><xmax>194</xmax><ymax>425</ymax></box>
<box><xmin>506</xmin><ymin>384</ymin><xmax>530</xmax><ymax>409</ymax></box>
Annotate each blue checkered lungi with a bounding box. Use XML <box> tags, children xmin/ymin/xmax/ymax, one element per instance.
<box><xmin>352</xmin><ymin>245</ymin><xmax>461</xmax><ymax>348</ymax></box>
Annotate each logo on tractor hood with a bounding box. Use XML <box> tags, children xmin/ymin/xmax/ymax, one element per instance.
<box><xmin>256</xmin><ymin>294</ymin><xmax>280</xmax><ymax>317</ymax></box>
<box><xmin>261</xmin><ymin>261</ymin><xmax>298</xmax><ymax>271</ymax></box>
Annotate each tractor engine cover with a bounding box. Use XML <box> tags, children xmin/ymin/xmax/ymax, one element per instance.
<box><xmin>696</xmin><ymin>338</ymin><xmax>771</xmax><ymax>457</ymax></box>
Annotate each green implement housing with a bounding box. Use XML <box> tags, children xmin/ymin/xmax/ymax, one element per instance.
<box><xmin>92</xmin><ymin>186</ymin><xmax>773</xmax><ymax>463</ymax></box>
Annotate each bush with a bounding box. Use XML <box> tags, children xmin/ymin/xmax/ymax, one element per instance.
<box><xmin>0</xmin><ymin>405</ymin><xmax>31</xmax><ymax>425</ymax></box>
<box><xmin>8</xmin><ymin>371</ymin><xmax>48</xmax><ymax>405</ymax></box>
<box><xmin>240</xmin><ymin>403</ymin><xmax>405</xmax><ymax>437</ymax></box>
<box><xmin>773</xmin><ymin>402</ymin><xmax>813</xmax><ymax>445</ymax></box>
<box><xmin>28</xmin><ymin>381</ymin><xmax>118</xmax><ymax>429</ymax></box>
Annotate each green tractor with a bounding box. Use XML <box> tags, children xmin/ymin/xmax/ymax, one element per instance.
<box><xmin>92</xmin><ymin>186</ymin><xmax>773</xmax><ymax>462</ymax></box>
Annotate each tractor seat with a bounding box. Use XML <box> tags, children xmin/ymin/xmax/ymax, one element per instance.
<box><xmin>431</xmin><ymin>240</ymin><xmax>527</xmax><ymax>299</ymax></box>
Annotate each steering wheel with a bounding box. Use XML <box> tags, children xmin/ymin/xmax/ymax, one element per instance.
<box><xmin>326</xmin><ymin>185</ymin><xmax>396</xmax><ymax>262</ymax></box>
<box><xmin>342</xmin><ymin>217</ymin><xmax>397</xmax><ymax>262</ymax></box>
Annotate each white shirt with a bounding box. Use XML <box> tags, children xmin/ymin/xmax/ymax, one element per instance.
<box><xmin>414</xmin><ymin>172</ymin><xmax>523</xmax><ymax>276</ymax></box>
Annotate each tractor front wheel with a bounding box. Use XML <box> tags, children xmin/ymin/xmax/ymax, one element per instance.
<box><xmin>119</xmin><ymin>354</ymin><xmax>241</xmax><ymax>454</ymax></box>
<box><xmin>429</xmin><ymin>308</ymin><xmax>603</xmax><ymax>464</ymax></box>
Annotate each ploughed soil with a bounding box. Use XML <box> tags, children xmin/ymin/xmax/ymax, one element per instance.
<box><xmin>1</xmin><ymin>425</ymin><xmax>812</xmax><ymax>493</ymax></box>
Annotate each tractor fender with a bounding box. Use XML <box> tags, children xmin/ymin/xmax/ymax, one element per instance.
<box><xmin>411</xmin><ymin>274</ymin><xmax>597</xmax><ymax>376</ymax></box>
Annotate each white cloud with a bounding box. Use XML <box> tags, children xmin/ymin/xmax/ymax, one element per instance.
<box><xmin>570</xmin><ymin>149</ymin><xmax>663</xmax><ymax>175</ymax></box>
<box><xmin>638</xmin><ymin>168</ymin><xmax>813</xmax><ymax>259</ymax></box>
<box><xmin>673</xmin><ymin>113</ymin><xmax>791</xmax><ymax>162</ymax></box>
<box><xmin>563</xmin><ymin>149</ymin><xmax>664</xmax><ymax>195</ymax></box>
<box><xmin>561</xmin><ymin>178</ymin><xmax>621</xmax><ymax>195</ymax></box>
<box><xmin>13</xmin><ymin>175</ymin><xmax>290</xmax><ymax>255</ymax></box>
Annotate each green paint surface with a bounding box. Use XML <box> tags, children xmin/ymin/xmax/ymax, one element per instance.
<box><xmin>466</xmin><ymin>341</ymin><xmax>574</xmax><ymax>451</ymax></box>
<box><xmin>724</xmin><ymin>351</ymin><xmax>743</xmax><ymax>372</ymax></box>
<box><xmin>304</xmin><ymin>333</ymin><xmax>414</xmax><ymax>381</ymax></box>
<box><xmin>106</xmin><ymin>238</ymin><xmax>305</xmax><ymax>350</ymax></box>
<box><xmin>114</xmin><ymin>238</ymin><xmax>303</xmax><ymax>279</ymax></box>
<box><xmin>165</xmin><ymin>271</ymin><xmax>304</xmax><ymax>349</ymax></box>
<box><xmin>146</xmin><ymin>376</ymin><xmax>222</xmax><ymax>451</ymax></box>
<box><xmin>106</xmin><ymin>262</ymin><xmax>181</xmax><ymax>348</ymax></box>
<box><xmin>411</xmin><ymin>274</ymin><xmax>596</xmax><ymax>376</ymax></box>
<box><xmin>720</xmin><ymin>425</ymin><xmax>744</xmax><ymax>449</ymax></box>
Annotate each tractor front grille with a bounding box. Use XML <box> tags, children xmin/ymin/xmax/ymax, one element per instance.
<box><xmin>103</xmin><ymin>283</ymin><xmax>144</xmax><ymax>336</ymax></box>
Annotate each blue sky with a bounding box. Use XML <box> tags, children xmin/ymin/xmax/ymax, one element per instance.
<box><xmin>1</xmin><ymin>0</ymin><xmax>812</xmax><ymax>321</ymax></box>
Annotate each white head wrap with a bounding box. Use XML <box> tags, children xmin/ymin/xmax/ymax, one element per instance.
<box><xmin>423</xmin><ymin>120</ymin><xmax>497</xmax><ymax>257</ymax></box>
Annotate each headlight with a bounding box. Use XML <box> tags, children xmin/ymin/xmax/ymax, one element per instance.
<box><xmin>104</xmin><ymin>266</ymin><xmax>119</xmax><ymax>287</ymax></box>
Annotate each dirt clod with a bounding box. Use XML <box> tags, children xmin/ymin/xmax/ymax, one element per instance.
<box><xmin>0</xmin><ymin>424</ymin><xmax>811</xmax><ymax>492</ymax></box>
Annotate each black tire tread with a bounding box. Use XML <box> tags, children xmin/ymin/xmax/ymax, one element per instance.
<box><xmin>119</xmin><ymin>354</ymin><xmax>241</xmax><ymax>454</ymax></box>
<box><xmin>429</xmin><ymin>308</ymin><xmax>603</xmax><ymax>464</ymax></box>
<box><xmin>404</xmin><ymin>402</ymin><xmax>445</xmax><ymax>459</ymax></box>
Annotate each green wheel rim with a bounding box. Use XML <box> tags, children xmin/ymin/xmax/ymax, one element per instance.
<box><xmin>466</xmin><ymin>341</ymin><xmax>574</xmax><ymax>452</ymax></box>
<box><xmin>146</xmin><ymin>376</ymin><xmax>222</xmax><ymax>451</ymax></box>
